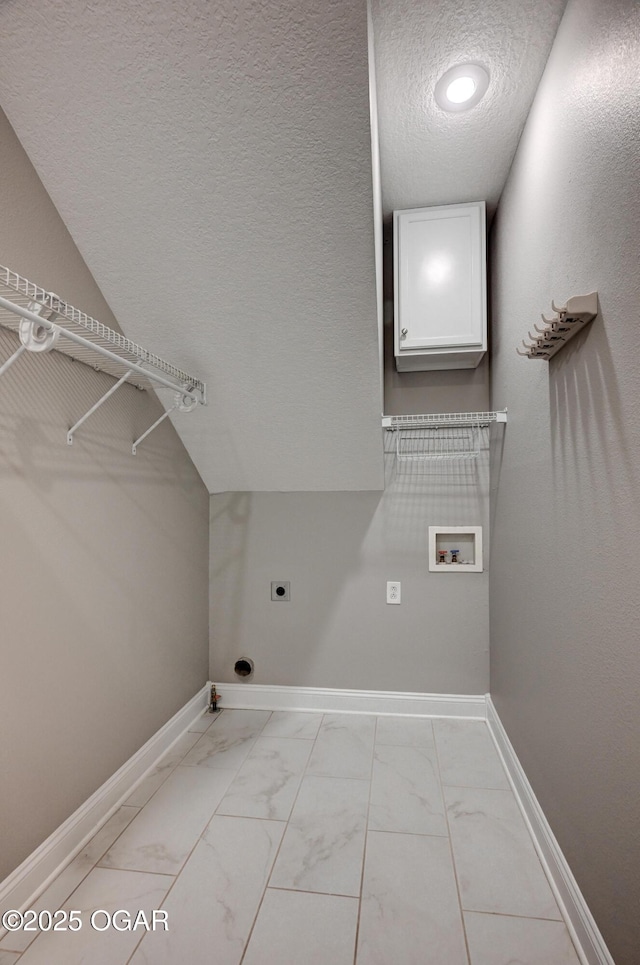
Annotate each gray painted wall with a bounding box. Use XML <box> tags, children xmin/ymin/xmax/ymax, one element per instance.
<box><xmin>489</xmin><ymin>1</ymin><xmax>640</xmax><ymax>961</ymax></box>
<box><xmin>383</xmin><ymin>313</ymin><xmax>491</xmax><ymax>416</ymax></box>
<box><xmin>209</xmin><ymin>178</ymin><xmax>492</xmax><ymax>698</ymax></box>
<box><xmin>210</xmin><ymin>438</ymin><xmax>490</xmax><ymax>694</ymax></box>
<box><xmin>0</xmin><ymin>109</ymin><xmax>210</xmax><ymax>882</ymax></box>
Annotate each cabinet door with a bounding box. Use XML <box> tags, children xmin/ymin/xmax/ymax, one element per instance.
<box><xmin>395</xmin><ymin>202</ymin><xmax>486</xmax><ymax>353</ymax></box>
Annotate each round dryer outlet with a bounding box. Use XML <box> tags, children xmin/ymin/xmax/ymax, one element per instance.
<box><xmin>234</xmin><ymin>658</ymin><xmax>254</xmax><ymax>678</ymax></box>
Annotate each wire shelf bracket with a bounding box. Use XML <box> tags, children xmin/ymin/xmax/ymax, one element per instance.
<box><xmin>67</xmin><ymin>370</ymin><xmax>134</xmax><ymax>446</ymax></box>
<box><xmin>0</xmin><ymin>342</ymin><xmax>27</xmax><ymax>377</ymax></box>
<box><xmin>132</xmin><ymin>390</ymin><xmax>198</xmax><ymax>455</ymax></box>
<box><xmin>0</xmin><ymin>265</ymin><xmax>206</xmax><ymax>451</ymax></box>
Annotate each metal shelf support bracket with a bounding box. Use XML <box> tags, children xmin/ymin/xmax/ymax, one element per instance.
<box><xmin>132</xmin><ymin>405</ymin><xmax>177</xmax><ymax>456</ymax></box>
<box><xmin>0</xmin><ymin>342</ymin><xmax>27</xmax><ymax>377</ymax></box>
<box><xmin>0</xmin><ymin>265</ymin><xmax>207</xmax><ymax>453</ymax></box>
<box><xmin>67</xmin><ymin>370</ymin><xmax>134</xmax><ymax>446</ymax></box>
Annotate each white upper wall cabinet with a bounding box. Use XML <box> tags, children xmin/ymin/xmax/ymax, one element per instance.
<box><xmin>393</xmin><ymin>202</ymin><xmax>487</xmax><ymax>371</ymax></box>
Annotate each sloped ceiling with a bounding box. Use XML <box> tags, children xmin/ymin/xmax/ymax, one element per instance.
<box><xmin>0</xmin><ymin>0</ymin><xmax>566</xmax><ymax>492</ymax></box>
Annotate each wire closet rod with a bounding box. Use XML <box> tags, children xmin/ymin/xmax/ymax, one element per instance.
<box><xmin>0</xmin><ymin>294</ymin><xmax>201</xmax><ymax>399</ymax></box>
<box><xmin>0</xmin><ymin>265</ymin><xmax>207</xmax><ymax>453</ymax></box>
<box><xmin>0</xmin><ymin>265</ymin><xmax>206</xmax><ymax>403</ymax></box>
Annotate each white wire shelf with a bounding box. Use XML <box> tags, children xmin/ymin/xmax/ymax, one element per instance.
<box><xmin>0</xmin><ymin>265</ymin><xmax>206</xmax><ymax>453</ymax></box>
<box><xmin>382</xmin><ymin>411</ymin><xmax>507</xmax><ymax>462</ymax></box>
<box><xmin>382</xmin><ymin>411</ymin><xmax>507</xmax><ymax>430</ymax></box>
<box><xmin>0</xmin><ymin>265</ymin><xmax>206</xmax><ymax>402</ymax></box>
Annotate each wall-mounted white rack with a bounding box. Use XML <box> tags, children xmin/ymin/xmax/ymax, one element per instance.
<box><xmin>0</xmin><ymin>266</ymin><xmax>206</xmax><ymax>453</ymax></box>
<box><xmin>517</xmin><ymin>291</ymin><xmax>598</xmax><ymax>360</ymax></box>
<box><xmin>382</xmin><ymin>410</ymin><xmax>507</xmax><ymax>462</ymax></box>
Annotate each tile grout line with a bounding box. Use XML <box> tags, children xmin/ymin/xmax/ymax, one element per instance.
<box><xmin>267</xmin><ymin>885</ymin><xmax>362</xmax><ymax>900</ymax></box>
<box><xmin>441</xmin><ymin>781</ymin><xmax>514</xmax><ymax>790</ymax></box>
<box><xmin>469</xmin><ymin>724</ymin><xmax>571</xmax><ymax>929</ymax></box>
<box><xmin>238</xmin><ymin>709</ymin><xmax>324</xmax><ymax>965</ymax></box>
<box><xmin>238</xmin><ymin>712</ymin><xmax>376</xmax><ymax>964</ymax></box>
<box><xmin>359</xmin><ymin>826</ymin><xmax>449</xmax><ymax>839</ymax></box>
<box><xmin>461</xmin><ymin>908</ymin><xmax>579</xmax><ymax>924</ymax></box>
<box><xmin>0</xmin><ymin>806</ymin><xmax>143</xmax><ymax>958</ymax></box>
<box><xmin>124</xmin><ymin>709</ymin><xmax>222</xmax><ymax>810</ymax></box>
<box><xmin>15</xmin><ymin>709</ymin><xmax>567</xmax><ymax>965</ymax></box>
<box><xmin>480</xmin><ymin>717</ymin><xmax>581</xmax><ymax>950</ymax></box>
<box><xmin>432</xmin><ymin>720</ymin><xmax>473</xmax><ymax>965</ymax></box>
<box><xmin>352</xmin><ymin>714</ymin><xmax>377</xmax><ymax>965</ymax></box>
<box><xmin>93</xmin><ymin>866</ymin><xmax>177</xmax><ymax>879</ymax></box>
<box><xmin>1</xmin><ymin>802</ymin><xmax>161</xmax><ymax>959</ymax></box>
<box><xmin>125</xmin><ymin>707</ymin><xmax>274</xmax><ymax>965</ymax></box>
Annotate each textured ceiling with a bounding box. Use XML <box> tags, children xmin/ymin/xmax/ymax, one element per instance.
<box><xmin>0</xmin><ymin>0</ymin><xmax>567</xmax><ymax>492</ymax></box>
<box><xmin>372</xmin><ymin>0</ymin><xmax>568</xmax><ymax>217</ymax></box>
<box><xmin>0</xmin><ymin>0</ymin><xmax>383</xmax><ymax>492</ymax></box>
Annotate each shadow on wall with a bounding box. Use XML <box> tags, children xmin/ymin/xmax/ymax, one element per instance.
<box><xmin>382</xmin><ymin>313</ymin><xmax>491</xmax><ymax>416</ymax></box>
<box><xmin>383</xmin><ymin>431</ymin><xmax>489</xmax><ymax>548</ymax></box>
<box><xmin>209</xmin><ymin>489</ymin><xmax>385</xmax><ymax>685</ymax></box>
<box><xmin>0</xmin><ymin>331</ymin><xmax>208</xmax><ymax>641</ymax></box>
<box><xmin>0</xmin><ymin>330</ymin><xmax>203</xmax><ymax>499</ymax></box>
<box><xmin>488</xmin><ymin>419</ymin><xmax>507</xmax><ymax>549</ymax></box>
<box><xmin>209</xmin><ymin>442</ymin><xmax>490</xmax><ymax>693</ymax></box>
<box><xmin>210</xmin><ymin>490</ymin><xmax>253</xmax><ymax>684</ymax></box>
<box><xmin>0</xmin><ymin>329</ymin><xmax>209</xmax><ymax>881</ymax></box>
<box><xmin>549</xmin><ymin>297</ymin><xmax>638</xmax><ymax>515</ymax></box>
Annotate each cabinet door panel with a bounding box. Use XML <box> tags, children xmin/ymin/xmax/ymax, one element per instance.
<box><xmin>395</xmin><ymin>203</ymin><xmax>485</xmax><ymax>354</ymax></box>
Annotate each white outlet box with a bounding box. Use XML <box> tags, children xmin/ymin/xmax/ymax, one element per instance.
<box><xmin>387</xmin><ymin>581</ymin><xmax>401</xmax><ymax>604</ymax></box>
<box><xmin>271</xmin><ymin>581</ymin><xmax>291</xmax><ymax>601</ymax></box>
<box><xmin>428</xmin><ymin>526</ymin><xmax>483</xmax><ymax>572</ymax></box>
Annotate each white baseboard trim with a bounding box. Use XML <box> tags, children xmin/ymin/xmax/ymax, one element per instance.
<box><xmin>486</xmin><ymin>696</ymin><xmax>614</xmax><ymax>965</ymax></box>
<box><xmin>217</xmin><ymin>682</ymin><xmax>486</xmax><ymax>718</ymax></box>
<box><xmin>0</xmin><ymin>683</ymin><xmax>210</xmax><ymax>923</ymax></box>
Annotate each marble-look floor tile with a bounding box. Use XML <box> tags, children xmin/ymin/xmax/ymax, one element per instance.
<box><xmin>216</xmin><ymin>737</ymin><xmax>312</xmax><ymax>820</ymax></box>
<box><xmin>181</xmin><ymin>709</ymin><xmax>271</xmax><ymax>771</ymax></box>
<box><xmin>260</xmin><ymin>711</ymin><xmax>323</xmax><ymax>740</ymax></box>
<box><xmin>243</xmin><ymin>889</ymin><xmax>358</xmax><ymax>965</ymax></box>
<box><xmin>100</xmin><ymin>765</ymin><xmax>235</xmax><ymax>874</ymax></box>
<box><xmin>130</xmin><ymin>816</ymin><xmax>285</xmax><ymax>965</ymax></box>
<box><xmin>357</xmin><ymin>831</ymin><xmax>468</xmax><ymax>965</ymax></box>
<box><xmin>444</xmin><ymin>786</ymin><xmax>560</xmax><ymax>919</ymax></box>
<box><xmin>0</xmin><ymin>951</ymin><xmax>21</xmax><ymax>964</ymax></box>
<box><xmin>464</xmin><ymin>912</ymin><xmax>581</xmax><ymax>964</ymax></box>
<box><xmin>270</xmin><ymin>775</ymin><xmax>369</xmax><ymax>896</ymax></box>
<box><xmin>188</xmin><ymin>710</ymin><xmax>218</xmax><ymax>733</ymax></box>
<box><xmin>211</xmin><ymin>709</ymin><xmax>273</xmax><ymax>732</ymax></box>
<box><xmin>0</xmin><ymin>806</ymin><xmax>140</xmax><ymax>954</ymax></box>
<box><xmin>306</xmin><ymin>714</ymin><xmax>375</xmax><ymax>780</ymax></box>
<box><xmin>18</xmin><ymin>867</ymin><xmax>172</xmax><ymax>965</ymax></box>
<box><xmin>125</xmin><ymin>730</ymin><xmax>202</xmax><ymax>807</ymax></box>
<box><xmin>368</xmin><ymin>744</ymin><xmax>447</xmax><ymax>836</ymax></box>
<box><xmin>375</xmin><ymin>715</ymin><xmax>435</xmax><ymax>747</ymax></box>
<box><xmin>434</xmin><ymin>719</ymin><xmax>510</xmax><ymax>789</ymax></box>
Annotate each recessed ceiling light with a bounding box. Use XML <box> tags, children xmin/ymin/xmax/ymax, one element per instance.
<box><xmin>446</xmin><ymin>76</ymin><xmax>477</xmax><ymax>104</ymax></box>
<box><xmin>435</xmin><ymin>64</ymin><xmax>490</xmax><ymax>113</ymax></box>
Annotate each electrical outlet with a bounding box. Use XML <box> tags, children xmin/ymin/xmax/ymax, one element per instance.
<box><xmin>386</xmin><ymin>581</ymin><xmax>401</xmax><ymax>604</ymax></box>
<box><xmin>271</xmin><ymin>581</ymin><xmax>290</xmax><ymax>601</ymax></box>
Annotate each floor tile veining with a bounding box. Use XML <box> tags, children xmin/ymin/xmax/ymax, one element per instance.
<box><xmin>0</xmin><ymin>710</ymin><xmax>581</xmax><ymax>964</ymax></box>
